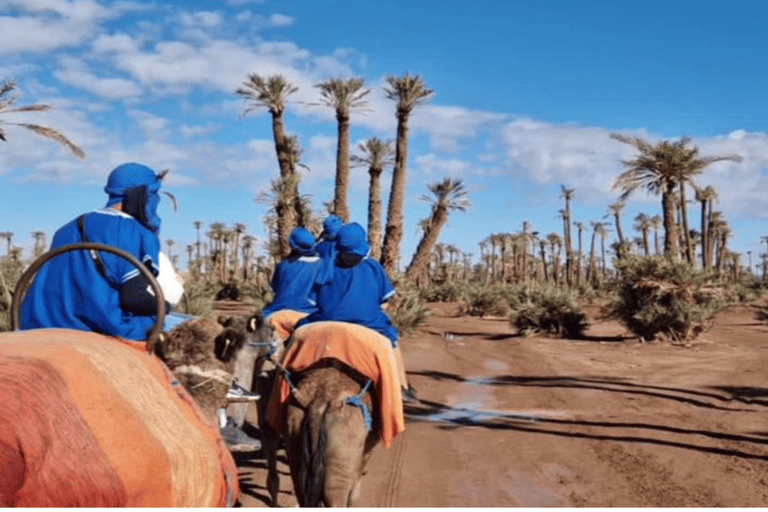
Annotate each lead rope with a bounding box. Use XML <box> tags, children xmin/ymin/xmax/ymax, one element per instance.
<box><xmin>345</xmin><ymin>379</ymin><xmax>373</xmax><ymax>431</ymax></box>
<box><xmin>266</xmin><ymin>351</ymin><xmax>298</xmax><ymax>394</ymax></box>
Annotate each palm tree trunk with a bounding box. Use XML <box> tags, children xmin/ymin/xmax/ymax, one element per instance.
<box><xmin>367</xmin><ymin>167</ymin><xmax>383</xmax><ymax>260</ymax></box>
<box><xmin>271</xmin><ymin>115</ymin><xmax>295</xmax><ymax>258</ymax></box>
<box><xmin>405</xmin><ymin>211</ymin><xmax>448</xmax><ymax>281</ymax></box>
<box><xmin>679</xmin><ymin>182</ymin><xmax>694</xmax><ymax>264</ymax></box>
<box><xmin>334</xmin><ymin>111</ymin><xmax>351</xmax><ymax>222</ymax></box>
<box><xmin>380</xmin><ymin>111</ymin><xmax>410</xmax><ymax>273</ymax></box>
<box><xmin>662</xmin><ymin>185</ymin><xmax>679</xmax><ymax>259</ymax></box>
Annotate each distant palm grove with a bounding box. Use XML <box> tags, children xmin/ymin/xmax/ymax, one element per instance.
<box><xmin>1</xmin><ymin>74</ymin><xmax>767</xmax><ymax>340</ymax></box>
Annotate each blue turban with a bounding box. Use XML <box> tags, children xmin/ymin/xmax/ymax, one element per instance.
<box><xmin>320</xmin><ymin>215</ymin><xmax>343</xmax><ymax>241</ymax></box>
<box><xmin>104</xmin><ymin>163</ymin><xmax>163</xmax><ymax>234</ymax></box>
<box><xmin>336</xmin><ymin>222</ymin><xmax>370</xmax><ymax>257</ymax></box>
<box><xmin>289</xmin><ymin>227</ymin><xmax>316</xmax><ymax>256</ymax></box>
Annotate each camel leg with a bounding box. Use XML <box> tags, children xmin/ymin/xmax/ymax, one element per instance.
<box><xmin>263</xmin><ymin>423</ymin><xmax>281</xmax><ymax>507</ymax></box>
<box><xmin>226</xmin><ymin>342</ymin><xmax>259</xmax><ymax>428</ymax></box>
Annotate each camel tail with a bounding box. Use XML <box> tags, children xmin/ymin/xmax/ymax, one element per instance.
<box><xmin>297</xmin><ymin>406</ymin><xmax>327</xmax><ymax>507</ymax></box>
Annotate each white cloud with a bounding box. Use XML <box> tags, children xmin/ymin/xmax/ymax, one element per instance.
<box><xmin>179</xmin><ymin>11</ymin><xmax>222</xmax><ymax>28</ymax></box>
<box><xmin>268</xmin><ymin>13</ymin><xmax>293</xmax><ymax>27</ymax></box>
<box><xmin>54</xmin><ymin>58</ymin><xmax>141</xmax><ymax>100</ymax></box>
<box><xmin>0</xmin><ymin>15</ymin><xmax>94</xmax><ymax>53</ymax></box>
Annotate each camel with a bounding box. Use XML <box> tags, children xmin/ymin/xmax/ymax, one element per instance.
<box><xmin>0</xmin><ymin>317</ymin><xmax>247</xmax><ymax>507</ymax></box>
<box><xmin>262</xmin><ymin>321</ymin><xmax>406</xmax><ymax>507</ymax></box>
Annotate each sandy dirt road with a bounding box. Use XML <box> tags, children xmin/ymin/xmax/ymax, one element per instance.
<box><xmin>228</xmin><ymin>301</ymin><xmax>768</xmax><ymax>507</ymax></box>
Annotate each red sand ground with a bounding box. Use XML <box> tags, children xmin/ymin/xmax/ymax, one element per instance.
<box><xmin>230</xmin><ymin>301</ymin><xmax>768</xmax><ymax>507</ymax></box>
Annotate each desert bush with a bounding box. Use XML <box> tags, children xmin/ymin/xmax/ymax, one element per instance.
<box><xmin>0</xmin><ymin>258</ymin><xmax>24</xmax><ymax>332</ymax></box>
<box><xmin>607</xmin><ymin>255</ymin><xmax>732</xmax><ymax>343</ymax></box>
<box><xmin>178</xmin><ymin>278</ymin><xmax>218</xmax><ymax>318</ymax></box>
<box><xmin>389</xmin><ymin>276</ymin><xmax>431</xmax><ymax>335</ymax></box>
<box><xmin>459</xmin><ymin>284</ymin><xmax>515</xmax><ymax>317</ymax></box>
<box><xmin>507</xmin><ymin>283</ymin><xmax>589</xmax><ymax>338</ymax></box>
<box><xmin>757</xmin><ymin>305</ymin><xmax>768</xmax><ymax>324</ymax></box>
<box><xmin>419</xmin><ymin>281</ymin><xmax>467</xmax><ymax>303</ymax></box>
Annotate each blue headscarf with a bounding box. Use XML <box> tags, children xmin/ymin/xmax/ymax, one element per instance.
<box><xmin>320</xmin><ymin>215</ymin><xmax>343</xmax><ymax>241</ymax></box>
<box><xmin>289</xmin><ymin>227</ymin><xmax>317</xmax><ymax>256</ymax></box>
<box><xmin>104</xmin><ymin>163</ymin><xmax>163</xmax><ymax>234</ymax></box>
<box><xmin>337</xmin><ymin>222</ymin><xmax>370</xmax><ymax>257</ymax></box>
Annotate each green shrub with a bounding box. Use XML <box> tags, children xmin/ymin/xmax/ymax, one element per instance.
<box><xmin>0</xmin><ymin>258</ymin><xmax>25</xmax><ymax>332</ymax></box>
<box><xmin>419</xmin><ymin>281</ymin><xmax>467</xmax><ymax>302</ymax></box>
<box><xmin>178</xmin><ymin>278</ymin><xmax>218</xmax><ymax>318</ymax></box>
<box><xmin>388</xmin><ymin>278</ymin><xmax>431</xmax><ymax>335</ymax></box>
<box><xmin>459</xmin><ymin>284</ymin><xmax>514</xmax><ymax>317</ymax></box>
<box><xmin>507</xmin><ymin>283</ymin><xmax>589</xmax><ymax>338</ymax></box>
<box><xmin>607</xmin><ymin>255</ymin><xmax>732</xmax><ymax>343</ymax></box>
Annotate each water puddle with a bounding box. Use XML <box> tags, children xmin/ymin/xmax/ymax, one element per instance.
<box><xmin>413</xmin><ymin>402</ymin><xmax>568</xmax><ymax>425</ymax></box>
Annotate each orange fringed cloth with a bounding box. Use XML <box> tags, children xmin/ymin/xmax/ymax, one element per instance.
<box><xmin>265</xmin><ymin>309</ymin><xmax>308</xmax><ymax>341</ymax></box>
<box><xmin>0</xmin><ymin>329</ymin><xmax>239</xmax><ymax>507</ymax></box>
<box><xmin>266</xmin><ymin>321</ymin><xmax>405</xmax><ymax>449</ymax></box>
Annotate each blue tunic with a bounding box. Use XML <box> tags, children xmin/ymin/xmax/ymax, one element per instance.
<box><xmin>20</xmin><ymin>209</ymin><xmax>161</xmax><ymax>341</ymax></box>
<box><xmin>261</xmin><ymin>255</ymin><xmax>323</xmax><ymax>318</ymax></box>
<box><xmin>297</xmin><ymin>257</ymin><xmax>398</xmax><ymax>345</ymax></box>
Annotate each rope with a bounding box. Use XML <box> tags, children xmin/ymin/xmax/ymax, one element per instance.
<box><xmin>266</xmin><ymin>353</ymin><xmax>297</xmax><ymax>394</ymax></box>
<box><xmin>172</xmin><ymin>365</ymin><xmax>232</xmax><ymax>387</ymax></box>
<box><xmin>248</xmin><ymin>341</ymin><xmax>278</xmax><ymax>358</ymax></box>
<box><xmin>345</xmin><ymin>379</ymin><xmax>373</xmax><ymax>432</ymax></box>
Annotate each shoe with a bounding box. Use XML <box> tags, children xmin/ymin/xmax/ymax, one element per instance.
<box><xmin>226</xmin><ymin>382</ymin><xmax>260</xmax><ymax>402</ymax></box>
<box><xmin>401</xmin><ymin>385</ymin><xmax>419</xmax><ymax>404</ymax></box>
<box><xmin>221</xmin><ymin>420</ymin><xmax>262</xmax><ymax>452</ymax></box>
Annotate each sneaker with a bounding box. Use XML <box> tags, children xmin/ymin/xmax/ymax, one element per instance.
<box><xmin>221</xmin><ymin>420</ymin><xmax>262</xmax><ymax>452</ymax></box>
<box><xmin>226</xmin><ymin>382</ymin><xmax>260</xmax><ymax>402</ymax></box>
<box><xmin>401</xmin><ymin>385</ymin><xmax>420</xmax><ymax>404</ymax></box>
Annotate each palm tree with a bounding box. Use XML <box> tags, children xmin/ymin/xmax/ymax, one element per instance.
<box><xmin>31</xmin><ymin>230</ymin><xmax>46</xmax><ymax>257</ymax></box>
<box><xmin>596</xmin><ymin>223</ymin><xmax>610</xmax><ymax>279</ymax></box>
<box><xmin>521</xmin><ymin>220</ymin><xmax>532</xmax><ymax>282</ymax></box>
<box><xmin>405</xmin><ymin>178</ymin><xmax>470</xmax><ymax>279</ymax></box>
<box><xmin>241</xmin><ymin>235</ymin><xmax>256</xmax><ymax>280</ymax></box>
<box><xmin>237</xmin><ymin>73</ymin><xmax>298</xmax><ymax>257</ymax></box>
<box><xmin>315</xmin><ymin>77</ymin><xmax>370</xmax><ymax>222</ymax></box>
<box><xmin>695</xmin><ymin>185</ymin><xmax>717</xmax><ymax>269</ymax></box>
<box><xmin>194</xmin><ymin>220</ymin><xmax>203</xmax><ymax>263</ymax></box>
<box><xmin>633</xmin><ymin>213</ymin><xmax>652</xmax><ymax>256</ymax></box>
<box><xmin>232</xmin><ymin>223</ymin><xmax>247</xmax><ymax>279</ymax></box>
<box><xmin>546</xmin><ymin>232</ymin><xmax>562</xmax><ymax>284</ymax></box>
<box><xmin>611</xmin><ymin>134</ymin><xmax>741</xmax><ymax>259</ymax></box>
<box><xmin>649</xmin><ymin>215</ymin><xmax>662</xmax><ymax>255</ymax></box>
<box><xmin>0</xmin><ymin>79</ymin><xmax>85</xmax><ymax>158</ymax></box>
<box><xmin>573</xmin><ymin>221</ymin><xmax>585</xmax><ymax>285</ymax></box>
<box><xmin>560</xmin><ymin>185</ymin><xmax>575</xmax><ymax>285</ymax></box>
<box><xmin>380</xmin><ymin>73</ymin><xmax>434</xmax><ymax>274</ymax></box>
<box><xmin>186</xmin><ymin>244</ymin><xmax>194</xmax><ymax>270</ymax></box>
<box><xmin>0</xmin><ymin>232</ymin><xmax>13</xmax><ymax>257</ymax></box>
<box><xmin>351</xmin><ymin>138</ymin><xmax>395</xmax><ymax>260</ymax></box>
<box><xmin>607</xmin><ymin>201</ymin><xmax>628</xmax><ymax>259</ymax></box>
<box><xmin>166</xmin><ymin>239</ymin><xmax>175</xmax><ymax>265</ymax></box>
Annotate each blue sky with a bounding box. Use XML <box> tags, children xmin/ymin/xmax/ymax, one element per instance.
<box><xmin>1</xmin><ymin>0</ymin><xmax>767</xmax><ymax>272</ymax></box>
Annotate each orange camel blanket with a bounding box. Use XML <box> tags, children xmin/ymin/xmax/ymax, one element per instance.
<box><xmin>0</xmin><ymin>329</ymin><xmax>238</xmax><ymax>507</ymax></box>
<box><xmin>267</xmin><ymin>321</ymin><xmax>405</xmax><ymax>449</ymax></box>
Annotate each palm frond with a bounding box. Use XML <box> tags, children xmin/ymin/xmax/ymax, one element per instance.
<box><xmin>12</xmin><ymin>123</ymin><xmax>85</xmax><ymax>159</ymax></box>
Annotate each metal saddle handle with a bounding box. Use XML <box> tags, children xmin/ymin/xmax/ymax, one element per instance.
<box><xmin>10</xmin><ymin>242</ymin><xmax>165</xmax><ymax>354</ymax></box>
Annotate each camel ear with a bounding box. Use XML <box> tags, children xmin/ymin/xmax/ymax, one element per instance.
<box><xmin>217</xmin><ymin>315</ymin><xmax>229</xmax><ymax>327</ymax></box>
<box><xmin>214</xmin><ymin>329</ymin><xmax>245</xmax><ymax>362</ymax></box>
<box><xmin>247</xmin><ymin>314</ymin><xmax>263</xmax><ymax>332</ymax></box>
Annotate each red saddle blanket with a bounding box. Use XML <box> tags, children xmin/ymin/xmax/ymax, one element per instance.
<box><xmin>266</xmin><ymin>321</ymin><xmax>405</xmax><ymax>449</ymax></box>
<box><xmin>0</xmin><ymin>329</ymin><xmax>238</xmax><ymax>507</ymax></box>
